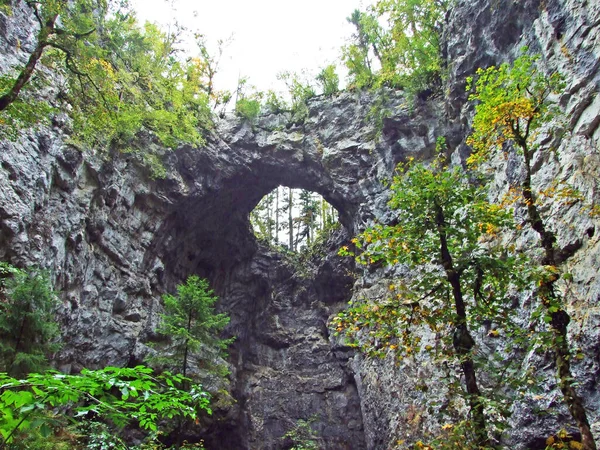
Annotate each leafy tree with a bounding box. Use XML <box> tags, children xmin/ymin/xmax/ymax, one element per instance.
<box><xmin>193</xmin><ymin>34</ymin><xmax>232</xmax><ymax>112</ymax></box>
<box><xmin>0</xmin><ymin>263</ymin><xmax>60</xmax><ymax>378</ymax></box>
<box><xmin>467</xmin><ymin>53</ymin><xmax>596</xmax><ymax>450</ymax></box>
<box><xmin>342</xmin><ymin>8</ymin><xmax>383</xmax><ymax>89</ymax></box>
<box><xmin>277</xmin><ymin>71</ymin><xmax>316</xmax><ymax>120</ymax></box>
<box><xmin>0</xmin><ymin>0</ymin><xmax>213</xmax><ymax>153</ymax></box>
<box><xmin>335</xmin><ymin>157</ymin><xmax>526</xmax><ymax>447</ymax></box>
<box><xmin>150</xmin><ymin>276</ymin><xmax>232</xmax><ymax>382</ymax></box>
<box><xmin>0</xmin><ymin>366</ymin><xmax>210</xmax><ymax>448</ymax></box>
<box><xmin>316</xmin><ymin>65</ymin><xmax>340</xmax><ymax>96</ymax></box>
<box><xmin>342</xmin><ymin>0</ymin><xmax>449</xmax><ymax>94</ymax></box>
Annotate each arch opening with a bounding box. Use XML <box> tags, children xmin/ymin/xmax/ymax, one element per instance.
<box><xmin>249</xmin><ymin>186</ymin><xmax>340</xmax><ymax>252</ymax></box>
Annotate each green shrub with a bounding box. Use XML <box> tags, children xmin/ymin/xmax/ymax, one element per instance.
<box><xmin>316</xmin><ymin>65</ymin><xmax>339</xmax><ymax>96</ymax></box>
<box><xmin>235</xmin><ymin>98</ymin><xmax>261</xmax><ymax>121</ymax></box>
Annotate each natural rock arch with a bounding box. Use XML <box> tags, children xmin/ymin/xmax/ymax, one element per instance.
<box><xmin>144</xmin><ymin>91</ymin><xmax>441</xmax><ymax>281</ymax></box>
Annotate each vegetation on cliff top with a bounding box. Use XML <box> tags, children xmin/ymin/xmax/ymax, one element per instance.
<box><xmin>0</xmin><ymin>0</ymin><xmax>215</xmax><ymax>153</ymax></box>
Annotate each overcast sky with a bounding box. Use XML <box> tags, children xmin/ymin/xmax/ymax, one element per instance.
<box><xmin>131</xmin><ymin>0</ymin><xmax>372</xmax><ymax>94</ymax></box>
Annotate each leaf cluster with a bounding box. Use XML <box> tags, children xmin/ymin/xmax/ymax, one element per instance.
<box><xmin>0</xmin><ymin>365</ymin><xmax>211</xmax><ymax>447</ymax></box>
<box><xmin>466</xmin><ymin>51</ymin><xmax>565</xmax><ymax>167</ymax></box>
<box><xmin>333</xmin><ymin>157</ymin><xmax>531</xmax><ymax>443</ymax></box>
<box><xmin>1</xmin><ymin>1</ymin><xmax>215</xmax><ymax>156</ymax></box>
<box><xmin>283</xmin><ymin>417</ymin><xmax>320</xmax><ymax>450</ymax></box>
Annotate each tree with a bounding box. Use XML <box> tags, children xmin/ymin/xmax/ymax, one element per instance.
<box><xmin>275</xmin><ymin>186</ymin><xmax>281</xmax><ymax>242</ymax></box>
<box><xmin>342</xmin><ymin>9</ymin><xmax>381</xmax><ymax>89</ymax></box>
<box><xmin>467</xmin><ymin>53</ymin><xmax>596</xmax><ymax>450</ymax></box>
<box><xmin>342</xmin><ymin>0</ymin><xmax>450</xmax><ymax>94</ymax></box>
<box><xmin>335</xmin><ymin>157</ymin><xmax>525</xmax><ymax>447</ymax></box>
<box><xmin>277</xmin><ymin>71</ymin><xmax>316</xmax><ymax>120</ymax></box>
<box><xmin>316</xmin><ymin>65</ymin><xmax>340</xmax><ymax>96</ymax></box>
<box><xmin>296</xmin><ymin>190</ymin><xmax>319</xmax><ymax>247</ymax></box>
<box><xmin>0</xmin><ymin>1</ymin><xmax>213</xmax><ymax>153</ymax></box>
<box><xmin>288</xmin><ymin>187</ymin><xmax>295</xmax><ymax>251</ymax></box>
<box><xmin>234</xmin><ymin>77</ymin><xmax>262</xmax><ymax>121</ymax></box>
<box><xmin>151</xmin><ymin>276</ymin><xmax>232</xmax><ymax>382</ymax></box>
<box><xmin>0</xmin><ymin>263</ymin><xmax>60</xmax><ymax>378</ymax></box>
<box><xmin>283</xmin><ymin>417</ymin><xmax>320</xmax><ymax>450</ymax></box>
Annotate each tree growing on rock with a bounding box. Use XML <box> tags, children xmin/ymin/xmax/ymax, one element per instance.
<box><xmin>0</xmin><ymin>262</ymin><xmax>60</xmax><ymax>378</ymax></box>
<box><xmin>467</xmin><ymin>52</ymin><xmax>596</xmax><ymax>450</ymax></box>
<box><xmin>0</xmin><ymin>0</ymin><xmax>213</xmax><ymax>152</ymax></box>
<box><xmin>150</xmin><ymin>275</ymin><xmax>232</xmax><ymax>383</ymax></box>
<box><xmin>342</xmin><ymin>0</ymin><xmax>450</xmax><ymax>94</ymax></box>
<box><xmin>335</xmin><ymin>156</ymin><xmax>526</xmax><ymax>447</ymax></box>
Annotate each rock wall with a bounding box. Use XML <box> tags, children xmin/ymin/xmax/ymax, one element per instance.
<box><xmin>349</xmin><ymin>0</ymin><xmax>600</xmax><ymax>448</ymax></box>
<box><xmin>0</xmin><ymin>0</ymin><xmax>599</xmax><ymax>448</ymax></box>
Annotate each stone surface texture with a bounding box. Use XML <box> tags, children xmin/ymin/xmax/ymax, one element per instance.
<box><xmin>0</xmin><ymin>0</ymin><xmax>599</xmax><ymax>448</ymax></box>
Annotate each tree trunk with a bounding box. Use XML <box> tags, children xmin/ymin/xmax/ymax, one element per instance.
<box><xmin>266</xmin><ymin>192</ymin><xmax>273</xmax><ymax>242</ymax></box>
<box><xmin>0</xmin><ymin>13</ymin><xmax>57</xmax><ymax>111</ymax></box>
<box><xmin>434</xmin><ymin>202</ymin><xmax>489</xmax><ymax>446</ymax></box>
<box><xmin>275</xmin><ymin>187</ymin><xmax>280</xmax><ymax>244</ymax></box>
<box><xmin>520</xmin><ymin>144</ymin><xmax>596</xmax><ymax>450</ymax></box>
<box><xmin>288</xmin><ymin>188</ymin><xmax>294</xmax><ymax>251</ymax></box>
<box><xmin>182</xmin><ymin>309</ymin><xmax>193</xmax><ymax>380</ymax></box>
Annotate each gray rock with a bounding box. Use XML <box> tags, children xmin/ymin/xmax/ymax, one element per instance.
<box><xmin>0</xmin><ymin>0</ymin><xmax>599</xmax><ymax>448</ymax></box>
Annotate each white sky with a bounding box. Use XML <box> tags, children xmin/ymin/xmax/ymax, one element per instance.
<box><xmin>131</xmin><ymin>0</ymin><xmax>372</xmax><ymax>95</ymax></box>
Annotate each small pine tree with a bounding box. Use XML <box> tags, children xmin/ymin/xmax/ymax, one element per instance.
<box><xmin>150</xmin><ymin>276</ymin><xmax>232</xmax><ymax>382</ymax></box>
<box><xmin>0</xmin><ymin>263</ymin><xmax>61</xmax><ymax>378</ymax></box>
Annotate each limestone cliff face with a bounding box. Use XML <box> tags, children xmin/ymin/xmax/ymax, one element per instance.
<box><xmin>0</xmin><ymin>0</ymin><xmax>598</xmax><ymax>448</ymax></box>
<box><xmin>351</xmin><ymin>0</ymin><xmax>600</xmax><ymax>448</ymax></box>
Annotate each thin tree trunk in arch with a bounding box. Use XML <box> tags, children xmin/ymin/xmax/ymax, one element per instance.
<box><xmin>288</xmin><ymin>187</ymin><xmax>293</xmax><ymax>251</ymax></box>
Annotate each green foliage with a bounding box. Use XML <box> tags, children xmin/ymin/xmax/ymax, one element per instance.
<box><xmin>0</xmin><ymin>75</ymin><xmax>54</xmax><ymax>140</ymax></box>
<box><xmin>316</xmin><ymin>65</ymin><xmax>339</xmax><ymax>96</ymax></box>
<box><xmin>0</xmin><ymin>366</ymin><xmax>211</xmax><ymax>448</ymax></box>
<box><xmin>277</xmin><ymin>71</ymin><xmax>316</xmax><ymax>120</ymax></box>
<box><xmin>466</xmin><ymin>51</ymin><xmax>565</xmax><ymax>167</ymax></box>
<box><xmin>62</xmin><ymin>17</ymin><xmax>211</xmax><ymax>151</ymax></box>
<box><xmin>365</xmin><ymin>89</ymin><xmax>392</xmax><ymax>138</ymax></box>
<box><xmin>336</xmin><ymin>158</ymin><xmax>523</xmax><ymax>357</ymax></box>
<box><xmin>0</xmin><ymin>1</ymin><xmax>214</xmax><ymax>155</ymax></box>
<box><xmin>0</xmin><ymin>263</ymin><xmax>60</xmax><ymax>378</ymax></box>
<box><xmin>334</xmin><ymin>156</ymin><xmax>529</xmax><ymax>444</ymax></box>
<box><xmin>150</xmin><ymin>276</ymin><xmax>233</xmax><ymax>381</ymax></box>
<box><xmin>263</xmin><ymin>90</ymin><xmax>289</xmax><ymax>114</ymax></box>
<box><xmin>283</xmin><ymin>418</ymin><xmax>320</xmax><ymax>450</ymax></box>
<box><xmin>234</xmin><ymin>76</ymin><xmax>263</xmax><ymax>121</ymax></box>
<box><xmin>78</xmin><ymin>421</ymin><xmax>129</xmax><ymax>450</ymax></box>
<box><xmin>342</xmin><ymin>0</ymin><xmax>450</xmax><ymax>95</ymax></box>
<box><xmin>235</xmin><ymin>97</ymin><xmax>261</xmax><ymax>121</ymax></box>
<box><xmin>411</xmin><ymin>420</ymin><xmax>500</xmax><ymax>450</ymax></box>
<box><xmin>467</xmin><ymin>52</ymin><xmax>597</xmax><ymax>450</ymax></box>
<box><xmin>0</xmin><ymin>0</ymin><xmax>11</xmax><ymax>15</ymax></box>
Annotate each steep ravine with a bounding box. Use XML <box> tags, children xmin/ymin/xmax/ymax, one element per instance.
<box><xmin>0</xmin><ymin>0</ymin><xmax>599</xmax><ymax>448</ymax></box>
